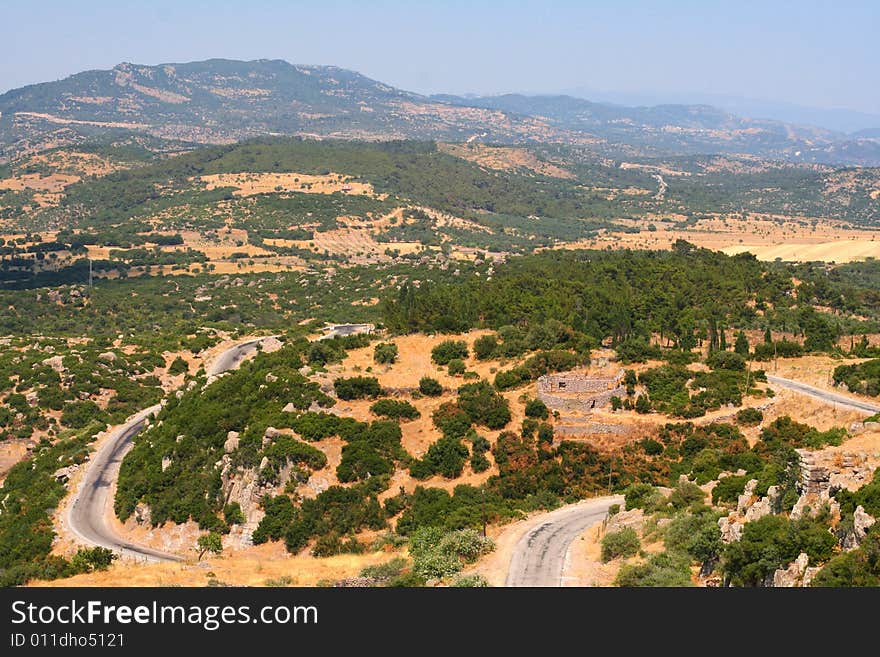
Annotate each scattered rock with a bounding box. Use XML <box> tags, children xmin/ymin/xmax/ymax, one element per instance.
<box><xmin>265</xmin><ymin>373</ymin><xmax>278</xmax><ymax>383</ymax></box>
<box><xmin>134</xmin><ymin>503</ymin><xmax>151</xmax><ymax>525</ymax></box>
<box><xmin>745</xmin><ymin>497</ymin><xmax>772</xmax><ymax>522</ymax></box>
<box><xmin>53</xmin><ymin>465</ymin><xmax>77</xmax><ymax>483</ymax></box>
<box><xmin>282</xmin><ymin>402</ymin><xmax>296</xmax><ymax>413</ymax></box>
<box><xmin>42</xmin><ymin>355</ymin><xmax>65</xmax><ymax>372</ymax></box>
<box><xmin>224</xmin><ymin>431</ymin><xmax>240</xmax><ymax>453</ymax></box>
<box><xmin>607</xmin><ymin>508</ymin><xmax>644</xmax><ymax>532</ymax></box>
<box><xmin>854</xmin><ymin>505</ymin><xmax>876</xmax><ymax>542</ymax></box>
<box><xmin>260</xmin><ymin>336</ymin><xmax>283</xmax><ymax>353</ymax></box>
<box><xmin>736</xmin><ymin>479</ymin><xmax>758</xmax><ymax>514</ymax></box>
<box><xmin>772</xmin><ymin>552</ymin><xmax>810</xmax><ymax>587</ymax></box>
<box><xmin>334</xmin><ymin>577</ymin><xmax>384</xmax><ymax>588</ymax></box>
<box><xmin>719</xmin><ymin>515</ymin><xmax>743</xmax><ymax>543</ymax></box>
<box><xmin>161</xmin><ymin>456</ymin><xmax>172</xmax><ymax>472</ymax></box>
<box><xmin>98</xmin><ymin>351</ymin><xmax>117</xmax><ymax>363</ymax></box>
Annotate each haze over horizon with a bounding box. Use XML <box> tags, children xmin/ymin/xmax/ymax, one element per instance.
<box><xmin>3</xmin><ymin>0</ymin><xmax>879</xmax><ymax>132</ymax></box>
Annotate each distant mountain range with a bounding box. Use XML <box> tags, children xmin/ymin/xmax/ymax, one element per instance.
<box><xmin>1</xmin><ymin>58</ymin><xmax>879</xmax><ymax>166</ymax></box>
<box><xmin>558</xmin><ymin>87</ymin><xmax>880</xmax><ymax>135</ymax></box>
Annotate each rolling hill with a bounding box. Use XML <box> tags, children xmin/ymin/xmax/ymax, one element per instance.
<box><xmin>2</xmin><ymin>58</ymin><xmax>879</xmax><ymax>166</ymax></box>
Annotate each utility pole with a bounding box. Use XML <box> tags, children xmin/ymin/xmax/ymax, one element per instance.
<box><xmin>481</xmin><ymin>488</ymin><xmax>487</xmax><ymax>538</ymax></box>
<box><xmin>744</xmin><ymin>355</ymin><xmax>752</xmax><ymax>396</ymax></box>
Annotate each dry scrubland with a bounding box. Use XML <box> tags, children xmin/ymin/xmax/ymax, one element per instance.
<box><xmin>31</xmin><ymin>325</ymin><xmax>880</xmax><ymax>587</ymax></box>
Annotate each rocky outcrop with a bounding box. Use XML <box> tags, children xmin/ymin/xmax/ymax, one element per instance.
<box><xmin>42</xmin><ymin>355</ymin><xmax>65</xmax><ymax>372</ymax></box>
<box><xmin>224</xmin><ymin>431</ymin><xmax>240</xmax><ymax>453</ymax></box>
<box><xmin>790</xmin><ymin>488</ymin><xmax>840</xmax><ymax>521</ymax></box>
<box><xmin>745</xmin><ymin>497</ymin><xmax>772</xmax><ymax>522</ymax></box>
<box><xmin>607</xmin><ymin>508</ymin><xmax>644</xmax><ymax>532</ymax></box>
<box><xmin>53</xmin><ymin>465</ymin><xmax>77</xmax><ymax>483</ymax></box>
<box><xmin>736</xmin><ymin>479</ymin><xmax>758</xmax><ymax>515</ymax></box>
<box><xmin>134</xmin><ymin>503</ymin><xmax>151</xmax><ymax>525</ymax></box>
<box><xmin>218</xmin><ymin>456</ymin><xmax>266</xmax><ymax>547</ymax></box>
<box><xmin>772</xmin><ymin>553</ymin><xmax>820</xmax><ymax>587</ymax></box>
<box><xmin>719</xmin><ymin>515</ymin><xmax>744</xmax><ymax>543</ymax></box>
<box><xmin>854</xmin><ymin>505</ymin><xmax>876</xmax><ymax>543</ymax></box>
<box><xmin>260</xmin><ymin>336</ymin><xmax>283</xmax><ymax>353</ymax></box>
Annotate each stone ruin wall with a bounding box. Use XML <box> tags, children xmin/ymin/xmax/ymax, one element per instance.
<box><xmin>537</xmin><ymin>370</ymin><xmax>626</xmax><ymax>413</ymax></box>
<box><xmin>538</xmin><ymin>386</ymin><xmax>626</xmax><ymax>412</ymax></box>
<box><xmin>538</xmin><ymin>371</ymin><xmax>624</xmax><ymax>394</ymax></box>
<box><xmin>553</xmin><ymin>421</ymin><xmax>630</xmax><ymax>437</ymax></box>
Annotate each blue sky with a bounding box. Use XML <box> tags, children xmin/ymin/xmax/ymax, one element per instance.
<box><xmin>3</xmin><ymin>0</ymin><xmax>878</xmax><ymax>114</ymax></box>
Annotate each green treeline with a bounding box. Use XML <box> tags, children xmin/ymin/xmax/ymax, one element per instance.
<box><xmin>382</xmin><ymin>244</ymin><xmax>875</xmax><ymax>346</ymax></box>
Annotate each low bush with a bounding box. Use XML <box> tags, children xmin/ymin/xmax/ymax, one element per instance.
<box><xmin>370</xmin><ymin>398</ymin><xmax>420</xmax><ymax>420</ymax></box>
<box><xmin>431</xmin><ymin>340</ymin><xmax>469</xmax><ymax>366</ymax></box>
<box><xmin>601</xmin><ymin>527</ymin><xmax>641</xmax><ymax>562</ymax></box>
<box><xmin>418</xmin><ymin>376</ymin><xmax>443</xmax><ymax>397</ymax></box>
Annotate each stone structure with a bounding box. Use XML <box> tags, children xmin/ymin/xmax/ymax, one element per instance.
<box><xmin>537</xmin><ymin>371</ymin><xmax>625</xmax><ymax>413</ymax></box>
<box><xmin>796</xmin><ymin>449</ymin><xmax>830</xmax><ymax>495</ymax></box>
<box><xmin>553</xmin><ymin>422</ymin><xmax>630</xmax><ymax>437</ymax></box>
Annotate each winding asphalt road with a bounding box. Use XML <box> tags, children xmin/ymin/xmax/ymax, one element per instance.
<box><xmin>506</xmin><ymin>495</ymin><xmax>623</xmax><ymax>587</ymax></box>
<box><xmin>505</xmin><ymin>375</ymin><xmax>879</xmax><ymax>586</ymax></box>
<box><xmin>767</xmin><ymin>375</ymin><xmax>880</xmax><ymax>415</ymax></box>
<box><xmin>207</xmin><ymin>336</ymin><xmax>275</xmax><ymax>377</ymax></box>
<box><xmin>66</xmin><ymin>336</ymin><xmax>276</xmax><ymax>563</ymax></box>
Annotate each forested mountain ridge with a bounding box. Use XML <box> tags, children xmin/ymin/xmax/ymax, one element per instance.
<box><xmin>2</xmin><ymin>58</ymin><xmax>879</xmax><ymax>166</ymax></box>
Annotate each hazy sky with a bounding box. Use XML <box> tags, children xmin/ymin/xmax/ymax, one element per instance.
<box><xmin>3</xmin><ymin>0</ymin><xmax>878</xmax><ymax>114</ymax></box>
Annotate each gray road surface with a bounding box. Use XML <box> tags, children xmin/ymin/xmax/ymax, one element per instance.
<box><xmin>207</xmin><ymin>337</ymin><xmax>271</xmax><ymax>377</ymax></box>
<box><xmin>767</xmin><ymin>375</ymin><xmax>880</xmax><ymax>415</ymax></box>
<box><xmin>67</xmin><ymin>337</ymin><xmax>275</xmax><ymax>563</ymax></box>
<box><xmin>506</xmin><ymin>495</ymin><xmax>624</xmax><ymax>587</ymax></box>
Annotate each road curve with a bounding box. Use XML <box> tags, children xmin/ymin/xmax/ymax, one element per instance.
<box><xmin>66</xmin><ymin>336</ymin><xmax>277</xmax><ymax>563</ymax></box>
<box><xmin>207</xmin><ymin>336</ymin><xmax>275</xmax><ymax>377</ymax></box>
<box><xmin>767</xmin><ymin>375</ymin><xmax>880</xmax><ymax>415</ymax></box>
<box><xmin>506</xmin><ymin>495</ymin><xmax>623</xmax><ymax>587</ymax></box>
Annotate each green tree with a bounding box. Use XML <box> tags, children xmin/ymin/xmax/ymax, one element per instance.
<box><xmin>734</xmin><ymin>331</ymin><xmax>750</xmax><ymax>356</ymax></box>
<box><xmin>419</xmin><ymin>376</ymin><xmax>443</xmax><ymax>397</ymax></box>
<box><xmin>447</xmin><ymin>358</ymin><xmax>466</xmax><ymax>376</ymax></box>
<box><xmin>168</xmin><ymin>356</ymin><xmax>189</xmax><ymax>375</ymax></box>
<box><xmin>197</xmin><ymin>532</ymin><xmax>223</xmax><ymax>560</ymax></box>
<box><xmin>431</xmin><ymin>340</ymin><xmax>469</xmax><ymax>365</ymax></box>
<box><xmin>373</xmin><ymin>342</ymin><xmax>399</xmax><ymax>364</ymax></box>
<box><xmin>473</xmin><ymin>334</ymin><xmax>499</xmax><ymax>360</ymax></box>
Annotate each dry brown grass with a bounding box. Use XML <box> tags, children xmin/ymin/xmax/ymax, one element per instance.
<box><xmin>562</xmin><ymin>215</ymin><xmax>880</xmax><ymax>264</ymax></box>
<box><xmin>31</xmin><ymin>543</ymin><xmax>394</xmax><ymax>587</ymax></box>
<box><xmin>199</xmin><ymin>172</ymin><xmax>377</xmax><ymax>198</ymax></box>
<box><xmin>439</xmin><ymin>143</ymin><xmax>575</xmax><ymax>179</ymax></box>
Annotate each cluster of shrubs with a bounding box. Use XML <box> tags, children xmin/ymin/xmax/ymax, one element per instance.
<box><xmin>334</xmin><ymin>376</ymin><xmax>383</xmax><ymax>400</ymax></box>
